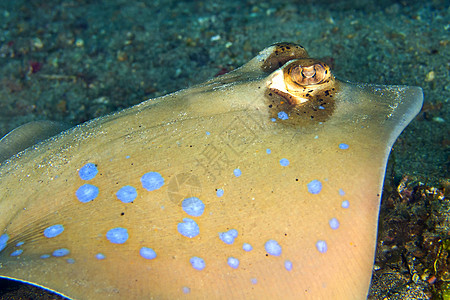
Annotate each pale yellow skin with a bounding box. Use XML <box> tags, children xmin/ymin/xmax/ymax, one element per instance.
<box><xmin>0</xmin><ymin>44</ymin><xmax>423</xmax><ymax>299</ymax></box>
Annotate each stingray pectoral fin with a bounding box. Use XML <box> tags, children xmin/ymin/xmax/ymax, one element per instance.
<box><xmin>0</xmin><ymin>120</ymin><xmax>70</xmax><ymax>164</ymax></box>
<box><xmin>0</xmin><ymin>44</ymin><xmax>424</xmax><ymax>300</ymax></box>
<box><xmin>337</xmin><ymin>82</ymin><xmax>423</xmax><ymax>147</ymax></box>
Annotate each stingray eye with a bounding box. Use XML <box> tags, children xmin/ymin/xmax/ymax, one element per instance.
<box><xmin>267</xmin><ymin>58</ymin><xmax>335</xmax><ymax>106</ymax></box>
<box><xmin>290</xmin><ymin>63</ymin><xmax>328</xmax><ymax>85</ymax></box>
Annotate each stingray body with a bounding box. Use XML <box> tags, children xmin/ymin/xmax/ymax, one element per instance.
<box><xmin>0</xmin><ymin>43</ymin><xmax>422</xmax><ymax>299</ymax></box>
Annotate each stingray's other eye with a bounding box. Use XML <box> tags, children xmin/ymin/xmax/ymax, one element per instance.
<box><xmin>289</xmin><ymin>62</ymin><xmax>328</xmax><ymax>86</ymax></box>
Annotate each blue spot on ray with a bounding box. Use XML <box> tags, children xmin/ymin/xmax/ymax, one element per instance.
<box><xmin>243</xmin><ymin>243</ymin><xmax>253</xmax><ymax>252</ymax></box>
<box><xmin>339</xmin><ymin>143</ymin><xmax>349</xmax><ymax>150</ymax></box>
<box><xmin>66</xmin><ymin>258</ymin><xmax>75</xmax><ymax>264</ymax></box>
<box><xmin>44</xmin><ymin>224</ymin><xmax>64</xmax><ymax>238</ymax></box>
<box><xmin>251</xmin><ymin>278</ymin><xmax>257</xmax><ymax>284</ymax></box>
<box><xmin>78</xmin><ymin>163</ymin><xmax>98</xmax><ymax>180</ymax></box>
<box><xmin>219</xmin><ymin>229</ymin><xmax>238</xmax><ymax>244</ymax></box>
<box><xmin>15</xmin><ymin>241</ymin><xmax>24</xmax><ymax>247</ymax></box>
<box><xmin>278</xmin><ymin>111</ymin><xmax>289</xmax><ymax>120</ymax></box>
<box><xmin>53</xmin><ymin>248</ymin><xmax>70</xmax><ymax>257</ymax></box>
<box><xmin>182</xmin><ymin>197</ymin><xmax>205</xmax><ymax>217</ymax></box>
<box><xmin>140</xmin><ymin>247</ymin><xmax>157</xmax><ymax>260</ymax></box>
<box><xmin>40</xmin><ymin>254</ymin><xmax>50</xmax><ymax>259</ymax></box>
<box><xmin>329</xmin><ymin>218</ymin><xmax>340</xmax><ymax>230</ymax></box>
<box><xmin>227</xmin><ymin>257</ymin><xmax>239</xmax><ymax>269</ymax></box>
<box><xmin>190</xmin><ymin>256</ymin><xmax>206</xmax><ymax>270</ymax></box>
<box><xmin>10</xmin><ymin>249</ymin><xmax>23</xmax><ymax>257</ymax></box>
<box><xmin>307</xmin><ymin>180</ymin><xmax>322</xmax><ymax>194</ymax></box>
<box><xmin>116</xmin><ymin>185</ymin><xmax>137</xmax><ymax>203</ymax></box>
<box><xmin>342</xmin><ymin>200</ymin><xmax>350</xmax><ymax>208</ymax></box>
<box><xmin>177</xmin><ymin>218</ymin><xmax>200</xmax><ymax>238</ymax></box>
<box><xmin>266</xmin><ymin>148</ymin><xmax>271</xmax><ymax>154</ymax></box>
<box><xmin>285</xmin><ymin>260</ymin><xmax>293</xmax><ymax>271</ymax></box>
<box><xmin>265</xmin><ymin>240</ymin><xmax>282</xmax><ymax>256</ymax></box>
<box><xmin>76</xmin><ymin>184</ymin><xmax>99</xmax><ymax>203</ymax></box>
<box><xmin>106</xmin><ymin>227</ymin><xmax>129</xmax><ymax>244</ymax></box>
<box><xmin>216</xmin><ymin>189</ymin><xmax>224</xmax><ymax>197</ymax></box>
<box><xmin>233</xmin><ymin>168</ymin><xmax>242</xmax><ymax>177</ymax></box>
<box><xmin>141</xmin><ymin>172</ymin><xmax>164</xmax><ymax>191</ymax></box>
<box><xmin>316</xmin><ymin>240</ymin><xmax>328</xmax><ymax>253</ymax></box>
<box><xmin>280</xmin><ymin>158</ymin><xmax>290</xmax><ymax>166</ymax></box>
<box><xmin>96</xmin><ymin>253</ymin><xmax>106</xmax><ymax>260</ymax></box>
<box><xmin>0</xmin><ymin>234</ymin><xmax>9</xmax><ymax>253</ymax></box>
<box><xmin>183</xmin><ymin>287</ymin><xmax>191</xmax><ymax>294</ymax></box>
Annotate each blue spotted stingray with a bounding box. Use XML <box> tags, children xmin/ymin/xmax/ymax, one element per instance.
<box><xmin>0</xmin><ymin>43</ymin><xmax>423</xmax><ymax>299</ymax></box>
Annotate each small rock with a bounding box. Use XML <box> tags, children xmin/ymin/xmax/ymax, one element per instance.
<box><xmin>432</xmin><ymin>117</ymin><xmax>444</xmax><ymax>123</ymax></box>
<box><xmin>75</xmin><ymin>38</ymin><xmax>84</xmax><ymax>47</ymax></box>
<box><xmin>32</xmin><ymin>37</ymin><xmax>43</xmax><ymax>49</ymax></box>
<box><xmin>424</xmin><ymin>71</ymin><xmax>435</xmax><ymax>82</ymax></box>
